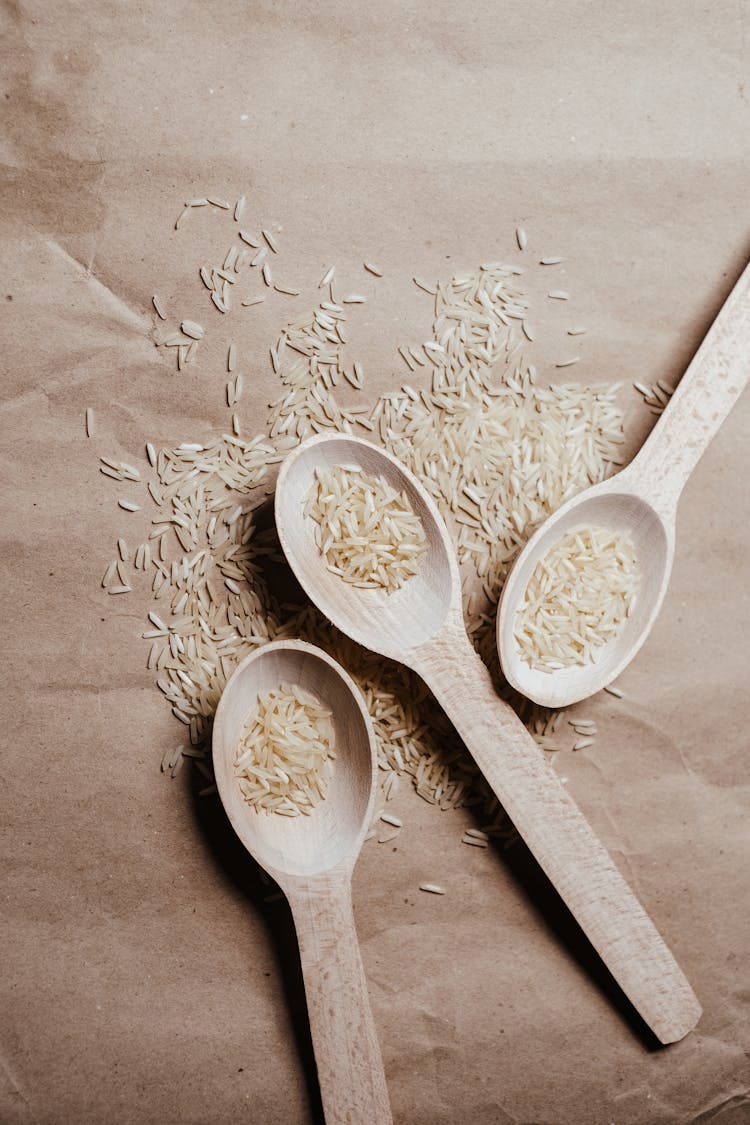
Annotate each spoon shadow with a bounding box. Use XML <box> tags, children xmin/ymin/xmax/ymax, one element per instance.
<box><xmin>481</xmin><ymin>823</ymin><xmax>663</xmax><ymax>1051</ymax></box>
<box><xmin>190</xmin><ymin>776</ymin><xmax>326</xmax><ymax>1124</ymax></box>
<box><xmin>414</xmin><ymin>676</ymin><xmax>667</xmax><ymax>1050</ymax></box>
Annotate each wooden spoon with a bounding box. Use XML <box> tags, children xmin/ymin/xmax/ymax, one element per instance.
<box><xmin>498</xmin><ymin>261</ymin><xmax>750</xmax><ymax>708</ymax></box>
<box><xmin>212</xmin><ymin>639</ymin><xmax>392</xmax><ymax>1125</ymax></box>
<box><xmin>276</xmin><ymin>433</ymin><xmax>701</xmax><ymax>1044</ymax></box>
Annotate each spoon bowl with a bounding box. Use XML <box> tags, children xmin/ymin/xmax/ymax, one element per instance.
<box><xmin>276</xmin><ymin>432</ymin><xmax>701</xmax><ymax>1044</ymax></box>
<box><xmin>498</xmin><ymin>259</ymin><xmax>750</xmax><ymax>708</ymax></box>
<box><xmin>497</xmin><ymin>480</ymin><xmax>674</xmax><ymax>708</ymax></box>
<box><xmin>276</xmin><ymin>434</ymin><xmax>456</xmax><ymax>656</ymax></box>
<box><xmin>213</xmin><ymin>638</ymin><xmax>376</xmax><ymax>879</ymax></box>
<box><xmin>213</xmin><ymin>639</ymin><xmax>392</xmax><ymax>1125</ymax></box>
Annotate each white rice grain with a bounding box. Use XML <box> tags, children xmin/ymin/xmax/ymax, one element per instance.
<box><xmin>234</xmin><ymin>685</ymin><xmax>335</xmax><ymax>814</ymax></box>
<box><xmin>262</xmin><ymin>229</ymin><xmax>279</xmax><ymax>253</ymax></box>
<box><xmin>306</xmin><ymin>464</ymin><xmax>427</xmax><ymax>593</ymax></box>
<box><xmin>413</xmin><ymin>277</ymin><xmax>437</xmax><ymax>295</ymax></box>
<box><xmin>515</xmin><ymin>527</ymin><xmax>639</xmax><ymax>672</ymax></box>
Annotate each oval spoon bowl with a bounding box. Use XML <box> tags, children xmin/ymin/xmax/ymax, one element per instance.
<box><xmin>497</xmin><ymin>483</ymin><xmax>673</xmax><ymax>708</ymax></box>
<box><xmin>213</xmin><ymin>638</ymin><xmax>376</xmax><ymax>879</ymax></box>
<box><xmin>275</xmin><ymin>433</ymin><xmax>456</xmax><ymax>657</ymax></box>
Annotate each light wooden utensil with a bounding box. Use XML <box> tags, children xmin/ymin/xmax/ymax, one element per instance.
<box><xmin>498</xmin><ymin>261</ymin><xmax>750</xmax><ymax>708</ymax></box>
<box><xmin>212</xmin><ymin>639</ymin><xmax>392</xmax><ymax>1125</ymax></box>
<box><xmin>276</xmin><ymin>433</ymin><xmax>701</xmax><ymax>1045</ymax></box>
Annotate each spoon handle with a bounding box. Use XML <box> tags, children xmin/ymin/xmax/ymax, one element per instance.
<box><xmin>412</xmin><ymin>619</ymin><xmax>701</xmax><ymax>1045</ymax></box>
<box><xmin>628</xmin><ymin>260</ymin><xmax>750</xmax><ymax>514</ymax></box>
<box><xmin>286</xmin><ymin>873</ymin><xmax>392</xmax><ymax>1125</ymax></box>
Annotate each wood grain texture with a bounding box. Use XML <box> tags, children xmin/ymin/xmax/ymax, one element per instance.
<box><xmin>276</xmin><ymin>435</ymin><xmax>702</xmax><ymax>1045</ymax></box>
<box><xmin>213</xmin><ymin>640</ymin><xmax>392</xmax><ymax>1125</ymax></box>
<box><xmin>287</xmin><ymin>871</ymin><xmax>392</xmax><ymax>1125</ymax></box>
<box><xmin>498</xmin><ymin>260</ymin><xmax>750</xmax><ymax>707</ymax></box>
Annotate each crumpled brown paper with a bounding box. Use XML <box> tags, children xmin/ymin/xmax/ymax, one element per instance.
<box><xmin>2</xmin><ymin>2</ymin><xmax>749</xmax><ymax>1122</ymax></box>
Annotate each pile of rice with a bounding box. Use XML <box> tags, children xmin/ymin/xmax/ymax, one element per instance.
<box><xmin>98</xmin><ymin>205</ymin><xmax>637</xmax><ymax>820</ymax></box>
<box><xmin>514</xmin><ymin>526</ymin><xmax>639</xmax><ymax>671</ymax></box>
<box><xmin>234</xmin><ymin>684</ymin><xmax>335</xmax><ymax>815</ymax></box>
<box><xmin>305</xmin><ymin>464</ymin><xmax>426</xmax><ymax>591</ymax></box>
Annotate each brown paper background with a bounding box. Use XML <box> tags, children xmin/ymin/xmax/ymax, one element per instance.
<box><xmin>2</xmin><ymin>3</ymin><xmax>749</xmax><ymax>1122</ymax></box>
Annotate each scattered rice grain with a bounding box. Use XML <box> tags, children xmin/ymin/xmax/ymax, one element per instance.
<box><xmin>262</xmin><ymin>229</ymin><xmax>279</xmax><ymax>253</ymax></box>
<box><xmin>413</xmin><ymin>277</ymin><xmax>437</xmax><ymax>295</ymax></box>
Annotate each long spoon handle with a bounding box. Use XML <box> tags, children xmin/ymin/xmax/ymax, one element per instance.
<box><xmin>628</xmin><ymin>261</ymin><xmax>750</xmax><ymax>513</ymax></box>
<box><xmin>412</xmin><ymin>618</ymin><xmax>701</xmax><ymax>1045</ymax></box>
<box><xmin>286</xmin><ymin>873</ymin><xmax>392</xmax><ymax>1125</ymax></box>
